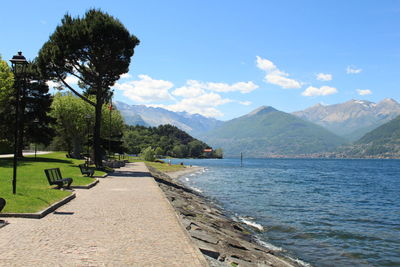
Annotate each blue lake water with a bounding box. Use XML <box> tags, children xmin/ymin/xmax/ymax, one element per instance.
<box><xmin>169</xmin><ymin>158</ymin><xmax>400</xmax><ymax>267</ymax></box>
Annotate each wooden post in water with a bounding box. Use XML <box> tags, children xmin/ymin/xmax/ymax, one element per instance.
<box><xmin>240</xmin><ymin>152</ymin><xmax>243</xmax><ymax>167</ymax></box>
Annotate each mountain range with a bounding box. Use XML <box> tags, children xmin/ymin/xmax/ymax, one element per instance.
<box><xmin>337</xmin><ymin>115</ymin><xmax>400</xmax><ymax>158</ymax></box>
<box><xmin>201</xmin><ymin>106</ymin><xmax>346</xmax><ymax>157</ymax></box>
<box><xmin>115</xmin><ymin>98</ymin><xmax>400</xmax><ymax>157</ymax></box>
<box><xmin>292</xmin><ymin>98</ymin><xmax>400</xmax><ymax>141</ymax></box>
<box><xmin>115</xmin><ymin>101</ymin><xmax>223</xmax><ymax>137</ymax></box>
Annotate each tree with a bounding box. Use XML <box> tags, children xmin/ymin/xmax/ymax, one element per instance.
<box><xmin>141</xmin><ymin>146</ymin><xmax>155</xmax><ymax>162</ymax></box>
<box><xmin>38</xmin><ymin>9</ymin><xmax>139</xmax><ymax>167</ymax></box>
<box><xmin>50</xmin><ymin>92</ymin><xmax>124</xmax><ymax>156</ymax></box>
<box><xmin>0</xmin><ymin>56</ymin><xmax>14</xmax><ymax>153</ymax></box>
<box><xmin>188</xmin><ymin>140</ymin><xmax>204</xmax><ymax>158</ymax></box>
<box><xmin>17</xmin><ymin>62</ymin><xmax>55</xmax><ymax>156</ymax></box>
<box><xmin>0</xmin><ymin>58</ymin><xmax>54</xmax><ymax>156</ymax></box>
<box><xmin>154</xmin><ymin>147</ymin><xmax>164</xmax><ymax>157</ymax></box>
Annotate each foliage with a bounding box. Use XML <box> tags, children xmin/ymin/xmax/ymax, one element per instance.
<box><xmin>0</xmin><ymin>58</ymin><xmax>54</xmax><ymax>156</ymax></box>
<box><xmin>140</xmin><ymin>146</ymin><xmax>155</xmax><ymax>162</ymax></box>
<box><xmin>337</xmin><ymin>115</ymin><xmax>400</xmax><ymax>158</ymax></box>
<box><xmin>49</xmin><ymin>92</ymin><xmax>124</xmax><ymax>156</ymax></box>
<box><xmin>0</xmin><ymin>152</ymin><xmax>104</xmax><ymax>213</ymax></box>
<box><xmin>123</xmin><ymin>124</ymin><xmax>219</xmax><ymax>158</ymax></box>
<box><xmin>38</xmin><ymin>9</ymin><xmax>140</xmax><ymax>167</ymax></box>
<box><xmin>0</xmin><ymin>56</ymin><xmax>14</xmax><ymax>150</ymax></box>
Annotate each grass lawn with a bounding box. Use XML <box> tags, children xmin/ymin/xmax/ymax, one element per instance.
<box><xmin>128</xmin><ymin>157</ymin><xmax>186</xmax><ymax>172</ymax></box>
<box><xmin>0</xmin><ymin>152</ymin><xmax>105</xmax><ymax>213</ymax></box>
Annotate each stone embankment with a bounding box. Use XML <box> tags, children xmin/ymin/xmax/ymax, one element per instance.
<box><xmin>148</xmin><ymin>166</ymin><xmax>300</xmax><ymax>267</ymax></box>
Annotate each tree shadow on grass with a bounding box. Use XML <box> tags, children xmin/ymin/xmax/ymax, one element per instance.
<box><xmin>0</xmin><ymin>157</ymin><xmax>74</xmax><ymax>168</ymax></box>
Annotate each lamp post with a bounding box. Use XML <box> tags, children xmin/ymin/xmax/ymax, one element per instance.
<box><xmin>85</xmin><ymin>114</ymin><xmax>91</xmax><ymax>166</ymax></box>
<box><xmin>10</xmin><ymin>52</ymin><xmax>28</xmax><ymax>195</ymax></box>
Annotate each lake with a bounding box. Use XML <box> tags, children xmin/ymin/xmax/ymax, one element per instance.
<box><xmin>169</xmin><ymin>158</ymin><xmax>400</xmax><ymax>267</ymax></box>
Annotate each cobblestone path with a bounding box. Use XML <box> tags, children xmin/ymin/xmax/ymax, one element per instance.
<box><xmin>0</xmin><ymin>162</ymin><xmax>207</xmax><ymax>267</ymax></box>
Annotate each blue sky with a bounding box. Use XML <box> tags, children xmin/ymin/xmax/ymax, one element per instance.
<box><xmin>1</xmin><ymin>1</ymin><xmax>399</xmax><ymax>120</ymax></box>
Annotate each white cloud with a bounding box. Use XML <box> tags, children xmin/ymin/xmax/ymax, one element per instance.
<box><xmin>172</xmin><ymin>80</ymin><xmax>258</xmax><ymax>96</ymax></box>
<box><xmin>120</xmin><ymin>73</ymin><xmax>132</xmax><ymax>79</ymax></box>
<box><xmin>172</xmin><ymin>81</ymin><xmax>205</xmax><ymax>98</ymax></box>
<box><xmin>256</xmin><ymin>56</ymin><xmax>277</xmax><ymax>72</ymax></box>
<box><xmin>207</xmin><ymin>81</ymin><xmax>258</xmax><ymax>93</ymax></box>
<box><xmin>239</xmin><ymin>101</ymin><xmax>252</xmax><ymax>106</ymax></box>
<box><xmin>153</xmin><ymin>92</ymin><xmax>232</xmax><ymax>117</ymax></box>
<box><xmin>114</xmin><ymin>74</ymin><xmax>174</xmax><ymax>103</ymax></box>
<box><xmin>302</xmin><ymin>86</ymin><xmax>338</xmax><ymax>96</ymax></box>
<box><xmin>356</xmin><ymin>89</ymin><xmax>372</xmax><ymax>96</ymax></box>
<box><xmin>46</xmin><ymin>80</ymin><xmax>59</xmax><ymax>88</ymax></box>
<box><xmin>346</xmin><ymin>66</ymin><xmax>362</xmax><ymax>74</ymax></box>
<box><xmin>65</xmin><ymin>75</ymin><xmax>79</xmax><ymax>85</ymax></box>
<box><xmin>316</xmin><ymin>73</ymin><xmax>332</xmax><ymax>81</ymax></box>
<box><xmin>265</xmin><ymin>72</ymin><xmax>302</xmax><ymax>89</ymax></box>
<box><xmin>114</xmin><ymin>75</ymin><xmax>257</xmax><ymax>117</ymax></box>
<box><xmin>256</xmin><ymin>56</ymin><xmax>302</xmax><ymax>89</ymax></box>
<box><xmin>46</xmin><ymin>75</ymin><xmax>79</xmax><ymax>89</ymax></box>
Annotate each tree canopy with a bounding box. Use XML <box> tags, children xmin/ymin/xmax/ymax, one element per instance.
<box><xmin>38</xmin><ymin>9</ymin><xmax>139</xmax><ymax>167</ymax></box>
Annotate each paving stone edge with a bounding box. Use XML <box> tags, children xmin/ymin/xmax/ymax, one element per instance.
<box><xmin>71</xmin><ymin>179</ymin><xmax>99</xmax><ymax>189</ymax></box>
<box><xmin>148</xmin><ymin>171</ymin><xmax>209</xmax><ymax>267</ymax></box>
<box><xmin>0</xmin><ymin>193</ymin><xmax>76</xmax><ymax>219</ymax></box>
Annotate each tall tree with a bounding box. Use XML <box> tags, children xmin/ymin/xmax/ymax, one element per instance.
<box><xmin>38</xmin><ymin>9</ymin><xmax>139</xmax><ymax>167</ymax></box>
<box><xmin>0</xmin><ymin>58</ymin><xmax>54</xmax><ymax>156</ymax></box>
<box><xmin>17</xmin><ymin>62</ymin><xmax>55</xmax><ymax>156</ymax></box>
<box><xmin>0</xmin><ymin>56</ymin><xmax>14</xmax><ymax>153</ymax></box>
<box><xmin>50</xmin><ymin>92</ymin><xmax>124</xmax><ymax>156</ymax></box>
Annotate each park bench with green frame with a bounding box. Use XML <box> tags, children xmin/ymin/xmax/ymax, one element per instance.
<box><xmin>44</xmin><ymin>168</ymin><xmax>73</xmax><ymax>189</ymax></box>
<box><xmin>78</xmin><ymin>164</ymin><xmax>95</xmax><ymax>177</ymax></box>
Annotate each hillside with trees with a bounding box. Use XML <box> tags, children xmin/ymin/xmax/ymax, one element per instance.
<box><xmin>336</xmin><ymin>115</ymin><xmax>400</xmax><ymax>158</ymax></box>
<box><xmin>123</xmin><ymin>124</ymin><xmax>222</xmax><ymax>158</ymax></box>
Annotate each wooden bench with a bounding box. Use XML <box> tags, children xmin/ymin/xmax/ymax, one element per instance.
<box><xmin>44</xmin><ymin>168</ymin><xmax>73</xmax><ymax>189</ymax></box>
<box><xmin>79</xmin><ymin>164</ymin><xmax>95</xmax><ymax>177</ymax></box>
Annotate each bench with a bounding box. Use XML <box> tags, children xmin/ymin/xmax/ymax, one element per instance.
<box><xmin>44</xmin><ymin>168</ymin><xmax>73</xmax><ymax>189</ymax></box>
<box><xmin>79</xmin><ymin>164</ymin><xmax>95</xmax><ymax>177</ymax></box>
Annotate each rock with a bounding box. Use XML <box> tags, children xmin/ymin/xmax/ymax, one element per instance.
<box><xmin>147</xmin><ymin>165</ymin><xmax>300</xmax><ymax>267</ymax></box>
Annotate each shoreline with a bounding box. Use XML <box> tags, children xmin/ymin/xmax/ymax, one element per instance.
<box><xmin>148</xmin><ymin>165</ymin><xmax>302</xmax><ymax>267</ymax></box>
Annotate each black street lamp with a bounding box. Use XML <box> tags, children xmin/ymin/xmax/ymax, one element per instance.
<box><xmin>10</xmin><ymin>52</ymin><xmax>28</xmax><ymax>195</ymax></box>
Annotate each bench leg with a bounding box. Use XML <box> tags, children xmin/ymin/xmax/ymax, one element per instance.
<box><xmin>66</xmin><ymin>178</ymin><xmax>73</xmax><ymax>189</ymax></box>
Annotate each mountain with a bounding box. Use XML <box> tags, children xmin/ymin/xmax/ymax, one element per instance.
<box><xmin>293</xmin><ymin>98</ymin><xmax>400</xmax><ymax>141</ymax></box>
<box><xmin>337</xmin><ymin>115</ymin><xmax>400</xmax><ymax>158</ymax></box>
<box><xmin>115</xmin><ymin>101</ymin><xmax>223</xmax><ymax>137</ymax></box>
<box><xmin>202</xmin><ymin>106</ymin><xmax>347</xmax><ymax>157</ymax></box>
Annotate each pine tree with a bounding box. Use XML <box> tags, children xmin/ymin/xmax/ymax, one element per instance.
<box><xmin>38</xmin><ymin>9</ymin><xmax>139</xmax><ymax>167</ymax></box>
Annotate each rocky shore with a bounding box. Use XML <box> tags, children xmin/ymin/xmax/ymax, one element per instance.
<box><xmin>147</xmin><ymin>165</ymin><xmax>301</xmax><ymax>267</ymax></box>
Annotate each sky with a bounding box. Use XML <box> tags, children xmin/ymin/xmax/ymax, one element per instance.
<box><xmin>1</xmin><ymin>0</ymin><xmax>400</xmax><ymax>120</ymax></box>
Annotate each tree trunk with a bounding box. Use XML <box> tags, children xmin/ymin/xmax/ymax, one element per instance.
<box><xmin>93</xmin><ymin>93</ymin><xmax>103</xmax><ymax>168</ymax></box>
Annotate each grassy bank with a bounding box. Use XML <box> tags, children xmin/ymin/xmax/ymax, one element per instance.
<box><xmin>128</xmin><ymin>157</ymin><xmax>186</xmax><ymax>172</ymax></box>
<box><xmin>0</xmin><ymin>152</ymin><xmax>105</xmax><ymax>213</ymax></box>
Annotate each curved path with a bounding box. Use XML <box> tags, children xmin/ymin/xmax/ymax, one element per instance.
<box><xmin>0</xmin><ymin>162</ymin><xmax>208</xmax><ymax>266</ymax></box>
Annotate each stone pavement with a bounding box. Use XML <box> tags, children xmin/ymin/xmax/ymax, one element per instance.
<box><xmin>0</xmin><ymin>162</ymin><xmax>208</xmax><ymax>266</ymax></box>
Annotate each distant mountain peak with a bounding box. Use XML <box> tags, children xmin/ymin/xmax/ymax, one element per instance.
<box><xmin>292</xmin><ymin>98</ymin><xmax>400</xmax><ymax>141</ymax></box>
<box><xmin>380</xmin><ymin>98</ymin><xmax>398</xmax><ymax>104</ymax></box>
<box><xmin>246</xmin><ymin>106</ymin><xmax>277</xmax><ymax>117</ymax></box>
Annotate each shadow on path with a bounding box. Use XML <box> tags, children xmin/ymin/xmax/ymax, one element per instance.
<box><xmin>111</xmin><ymin>171</ymin><xmax>153</xmax><ymax>178</ymax></box>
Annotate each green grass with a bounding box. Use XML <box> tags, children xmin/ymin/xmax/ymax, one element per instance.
<box><xmin>0</xmin><ymin>152</ymin><xmax>105</xmax><ymax>213</ymax></box>
<box><xmin>128</xmin><ymin>156</ymin><xmax>185</xmax><ymax>172</ymax></box>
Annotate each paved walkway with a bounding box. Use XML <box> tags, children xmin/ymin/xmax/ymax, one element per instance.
<box><xmin>0</xmin><ymin>162</ymin><xmax>208</xmax><ymax>266</ymax></box>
